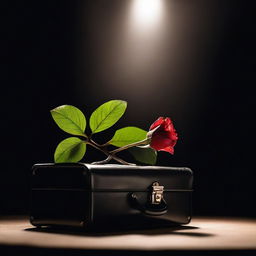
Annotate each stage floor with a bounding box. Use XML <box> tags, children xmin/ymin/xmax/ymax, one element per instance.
<box><xmin>0</xmin><ymin>216</ymin><xmax>256</xmax><ymax>255</ymax></box>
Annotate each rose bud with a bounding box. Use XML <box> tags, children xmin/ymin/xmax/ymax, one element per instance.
<box><xmin>147</xmin><ymin>117</ymin><xmax>178</xmax><ymax>154</ymax></box>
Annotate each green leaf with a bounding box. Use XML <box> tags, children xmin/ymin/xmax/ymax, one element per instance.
<box><xmin>54</xmin><ymin>137</ymin><xmax>86</xmax><ymax>163</ymax></box>
<box><xmin>51</xmin><ymin>105</ymin><xmax>86</xmax><ymax>137</ymax></box>
<box><xmin>129</xmin><ymin>146</ymin><xmax>157</xmax><ymax>165</ymax></box>
<box><xmin>109</xmin><ymin>127</ymin><xmax>147</xmax><ymax>147</ymax></box>
<box><xmin>89</xmin><ymin>100</ymin><xmax>127</xmax><ymax>134</ymax></box>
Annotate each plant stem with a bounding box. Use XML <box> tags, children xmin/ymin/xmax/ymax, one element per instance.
<box><xmin>91</xmin><ymin>156</ymin><xmax>112</xmax><ymax>165</ymax></box>
<box><xmin>89</xmin><ymin>138</ymin><xmax>102</xmax><ymax>147</ymax></box>
<box><xmin>110</xmin><ymin>138</ymin><xmax>150</xmax><ymax>154</ymax></box>
<box><xmin>85</xmin><ymin>140</ymin><xmax>134</xmax><ymax>165</ymax></box>
<box><xmin>80</xmin><ymin>133</ymin><xmax>88</xmax><ymax>139</ymax></box>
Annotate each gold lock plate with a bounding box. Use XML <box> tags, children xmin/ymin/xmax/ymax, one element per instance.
<box><xmin>151</xmin><ymin>182</ymin><xmax>164</xmax><ymax>205</ymax></box>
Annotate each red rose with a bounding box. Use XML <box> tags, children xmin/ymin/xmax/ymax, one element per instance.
<box><xmin>148</xmin><ymin>117</ymin><xmax>178</xmax><ymax>154</ymax></box>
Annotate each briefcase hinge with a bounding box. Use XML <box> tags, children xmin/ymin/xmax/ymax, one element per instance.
<box><xmin>151</xmin><ymin>182</ymin><xmax>164</xmax><ymax>205</ymax></box>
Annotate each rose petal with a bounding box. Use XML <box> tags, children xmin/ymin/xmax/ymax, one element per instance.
<box><xmin>164</xmin><ymin>118</ymin><xmax>175</xmax><ymax>131</ymax></box>
<box><xmin>168</xmin><ymin>129</ymin><xmax>178</xmax><ymax>140</ymax></box>
<box><xmin>148</xmin><ymin>116</ymin><xmax>178</xmax><ymax>154</ymax></box>
<box><xmin>149</xmin><ymin>117</ymin><xmax>164</xmax><ymax>131</ymax></box>
<box><xmin>164</xmin><ymin>117</ymin><xmax>171</xmax><ymax>126</ymax></box>
<box><xmin>158</xmin><ymin>129</ymin><xmax>178</xmax><ymax>141</ymax></box>
<box><xmin>159</xmin><ymin>146</ymin><xmax>174</xmax><ymax>155</ymax></box>
<box><xmin>171</xmin><ymin>132</ymin><xmax>178</xmax><ymax>140</ymax></box>
<box><xmin>150</xmin><ymin>134</ymin><xmax>174</xmax><ymax>150</ymax></box>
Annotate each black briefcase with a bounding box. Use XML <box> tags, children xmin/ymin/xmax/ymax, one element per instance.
<box><xmin>30</xmin><ymin>163</ymin><xmax>193</xmax><ymax>229</ymax></box>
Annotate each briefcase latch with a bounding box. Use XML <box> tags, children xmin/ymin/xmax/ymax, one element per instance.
<box><xmin>151</xmin><ymin>182</ymin><xmax>164</xmax><ymax>205</ymax></box>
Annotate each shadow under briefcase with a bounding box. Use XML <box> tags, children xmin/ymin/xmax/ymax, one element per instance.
<box><xmin>30</xmin><ymin>163</ymin><xmax>193</xmax><ymax>230</ymax></box>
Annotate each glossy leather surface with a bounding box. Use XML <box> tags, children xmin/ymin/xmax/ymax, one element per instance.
<box><xmin>88</xmin><ymin>164</ymin><xmax>193</xmax><ymax>191</ymax></box>
<box><xmin>30</xmin><ymin>163</ymin><xmax>193</xmax><ymax>229</ymax></box>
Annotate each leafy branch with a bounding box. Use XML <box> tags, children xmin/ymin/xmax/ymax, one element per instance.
<box><xmin>51</xmin><ymin>100</ymin><xmax>178</xmax><ymax>165</ymax></box>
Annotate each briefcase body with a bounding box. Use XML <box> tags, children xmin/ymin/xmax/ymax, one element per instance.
<box><xmin>30</xmin><ymin>163</ymin><xmax>193</xmax><ymax>229</ymax></box>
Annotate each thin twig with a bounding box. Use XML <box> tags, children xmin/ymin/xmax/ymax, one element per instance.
<box><xmin>110</xmin><ymin>138</ymin><xmax>149</xmax><ymax>154</ymax></box>
<box><xmin>91</xmin><ymin>156</ymin><xmax>112</xmax><ymax>165</ymax></box>
<box><xmin>86</xmin><ymin>140</ymin><xmax>135</xmax><ymax>165</ymax></box>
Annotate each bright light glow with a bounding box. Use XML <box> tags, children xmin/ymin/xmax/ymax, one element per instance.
<box><xmin>131</xmin><ymin>0</ymin><xmax>163</xmax><ymax>28</ymax></box>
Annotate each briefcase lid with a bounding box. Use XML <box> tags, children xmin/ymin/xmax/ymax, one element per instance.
<box><xmin>86</xmin><ymin>164</ymin><xmax>193</xmax><ymax>192</ymax></box>
<box><xmin>32</xmin><ymin>163</ymin><xmax>193</xmax><ymax>192</ymax></box>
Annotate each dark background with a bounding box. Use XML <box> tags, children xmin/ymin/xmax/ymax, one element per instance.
<box><xmin>2</xmin><ymin>0</ymin><xmax>255</xmax><ymax>216</ymax></box>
